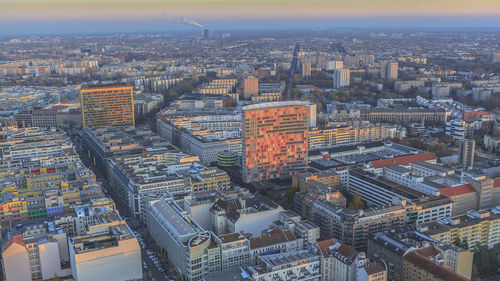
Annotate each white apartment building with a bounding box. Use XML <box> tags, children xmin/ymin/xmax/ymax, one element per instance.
<box><xmin>148</xmin><ymin>198</ymin><xmax>252</xmax><ymax>281</ymax></box>
<box><xmin>215</xmin><ymin>233</ymin><xmax>251</xmax><ymax>272</ymax></box>
<box><xmin>432</xmin><ymin>84</ymin><xmax>451</xmax><ymax>99</ymax></box>
<box><xmin>445</xmin><ymin>119</ymin><xmax>476</xmax><ymax>141</ymax></box>
<box><xmin>395</xmin><ymin>80</ymin><xmax>425</xmax><ymax>93</ymax></box>
<box><xmin>279</xmin><ymin>210</ymin><xmax>320</xmax><ymax>247</ymax></box>
<box><xmin>383</xmin><ymin>165</ymin><xmax>425</xmax><ymax>191</ymax></box>
<box><xmin>334</xmin><ymin>68</ymin><xmax>350</xmax><ymax>88</ymax></box>
<box><xmin>210</xmin><ymin>192</ymin><xmax>284</xmax><ymax>237</ymax></box>
<box><xmin>316</xmin><ymin>239</ymin><xmax>364</xmax><ymax>281</ymax></box>
<box><xmin>326</xmin><ymin>60</ymin><xmax>344</xmax><ymax>71</ymax></box>
<box><xmin>157</xmin><ymin>116</ymin><xmax>242</xmax><ymax>163</ymax></box>
<box><xmin>410</xmin><ymin>162</ymin><xmax>455</xmax><ymax>177</ymax></box>
<box><xmin>69</xmin><ymin>220</ymin><xmax>142</xmax><ymax>281</ymax></box>
<box><xmin>249</xmin><ymin>228</ymin><xmax>303</xmax><ymax>263</ymax></box>
<box><xmin>2</xmin><ymin>236</ymin><xmax>32</xmax><ymax>281</ymax></box>
<box><xmin>242</xmin><ymin>250</ymin><xmax>321</xmax><ymax>281</ymax></box>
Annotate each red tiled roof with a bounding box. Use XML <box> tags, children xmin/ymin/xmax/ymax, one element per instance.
<box><xmin>493</xmin><ymin>177</ymin><xmax>500</xmax><ymax>188</ymax></box>
<box><xmin>463</xmin><ymin>110</ymin><xmax>492</xmax><ymax>121</ymax></box>
<box><xmin>249</xmin><ymin>229</ymin><xmax>296</xmax><ymax>249</ymax></box>
<box><xmin>316</xmin><ymin>239</ymin><xmax>358</xmax><ymax>265</ymax></box>
<box><xmin>404</xmin><ymin>251</ymin><xmax>470</xmax><ymax>281</ymax></box>
<box><xmin>370</xmin><ymin>152</ymin><xmax>436</xmax><ymax>169</ymax></box>
<box><xmin>2</xmin><ymin>235</ymin><xmax>25</xmax><ymax>253</ymax></box>
<box><xmin>415</xmin><ymin>246</ymin><xmax>441</xmax><ymax>258</ymax></box>
<box><xmin>440</xmin><ymin>184</ymin><xmax>475</xmax><ymax>197</ymax></box>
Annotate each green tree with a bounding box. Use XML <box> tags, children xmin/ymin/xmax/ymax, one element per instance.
<box><xmin>348</xmin><ymin>190</ymin><xmax>365</xmax><ymax>210</ymax></box>
<box><xmin>473</xmin><ymin>246</ymin><xmax>500</xmax><ymax>277</ymax></box>
<box><xmin>53</xmin><ymin>273</ymin><xmax>62</xmax><ymax>281</ymax></box>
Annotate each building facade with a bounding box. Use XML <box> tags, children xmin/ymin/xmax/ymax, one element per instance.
<box><xmin>80</xmin><ymin>83</ymin><xmax>135</xmax><ymax>128</ymax></box>
<box><xmin>242</xmin><ymin>101</ymin><xmax>309</xmax><ymax>183</ymax></box>
<box><xmin>334</xmin><ymin>68</ymin><xmax>350</xmax><ymax>88</ymax></box>
<box><xmin>243</xmin><ymin>76</ymin><xmax>259</xmax><ymax>99</ymax></box>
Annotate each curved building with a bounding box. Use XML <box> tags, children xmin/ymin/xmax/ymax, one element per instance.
<box><xmin>217</xmin><ymin>150</ymin><xmax>239</xmax><ymax>167</ymax></box>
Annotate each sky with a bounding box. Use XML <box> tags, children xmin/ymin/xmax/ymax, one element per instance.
<box><xmin>1</xmin><ymin>0</ymin><xmax>500</xmax><ymax>35</ymax></box>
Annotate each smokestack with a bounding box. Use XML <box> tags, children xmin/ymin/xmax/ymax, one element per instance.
<box><xmin>203</xmin><ymin>29</ymin><xmax>210</xmax><ymax>40</ymax></box>
<box><xmin>172</xmin><ymin>15</ymin><xmax>204</xmax><ymax>28</ymax></box>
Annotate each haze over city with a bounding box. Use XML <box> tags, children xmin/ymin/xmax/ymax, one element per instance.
<box><xmin>1</xmin><ymin>0</ymin><xmax>500</xmax><ymax>35</ymax></box>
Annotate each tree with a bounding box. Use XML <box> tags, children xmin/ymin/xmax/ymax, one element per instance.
<box><xmin>473</xmin><ymin>246</ymin><xmax>500</xmax><ymax>278</ymax></box>
<box><xmin>283</xmin><ymin>185</ymin><xmax>298</xmax><ymax>210</ymax></box>
<box><xmin>148</xmin><ymin>270</ymin><xmax>153</xmax><ymax>279</ymax></box>
<box><xmin>348</xmin><ymin>190</ymin><xmax>365</xmax><ymax>210</ymax></box>
<box><xmin>53</xmin><ymin>273</ymin><xmax>62</xmax><ymax>281</ymax></box>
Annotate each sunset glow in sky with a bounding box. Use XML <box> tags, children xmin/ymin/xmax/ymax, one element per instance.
<box><xmin>1</xmin><ymin>0</ymin><xmax>500</xmax><ymax>34</ymax></box>
<box><xmin>3</xmin><ymin>0</ymin><xmax>500</xmax><ymax>21</ymax></box>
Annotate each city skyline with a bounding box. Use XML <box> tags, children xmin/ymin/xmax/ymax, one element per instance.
<box><xmin>1</xmin><ymin>1</ymin><xmax>500</xmax><ymax>279</ymax></box>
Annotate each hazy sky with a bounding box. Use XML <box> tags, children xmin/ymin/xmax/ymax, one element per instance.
<box><xmin>1</xmin><ymin>0</ymin><xmax>500</xmax><ymax>35</ymax></box>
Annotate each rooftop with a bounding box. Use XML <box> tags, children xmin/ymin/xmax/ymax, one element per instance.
<box><xmin>364</xmin><ymin>262</ymin><xmax>387</xmax><ymax>275</ymax></box>
<box><xmin>242</xmin><ymin>101</ymin><xmax>310</xmax><ymax>111</ymax></box>
<box><xmin>439</xmin><ymin>184</ymin><xmax>475</xmax><ymax>197</ymax></box>
<box><xmin>404</xmin><ymin>251</ymin><xmax>469</xmax><ymax>281</ymax></box>
<box><xmin>249</xmin><ymin>229</ymin><xmax>296</xmax><ymax>249</ymax></box>
<box><xmin>370</xmin><ymin>152</ymin><xmax>436</xmax><ymax>169</ymax></box>
<box><xmin>317</xmin><ymin>239</ymin><xmax>358</xmax><ymax>265</ymax></box>
<box><xmin>151</xmin><ymin>199</ymin><xmax>199</xmax><ymax>237</ymax></box>
<box><xmin>81</xmin><ymin>83</ymin><xmax>130</xmax><ymax>90</ymax></box>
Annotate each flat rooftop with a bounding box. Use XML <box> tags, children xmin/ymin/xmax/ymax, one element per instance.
<box><xmin>152</xmin><ymin>199</ymin><xmax>197</xmax><ymax>236</ymax></box>
<box><xmin>243</xmin><ymin>101</ymin><xmax>310</xmax><ymax>111</ymax></box>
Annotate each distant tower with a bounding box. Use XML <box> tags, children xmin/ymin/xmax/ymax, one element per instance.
<box><xmin>243</xmin><ymin>76</ymin><xmax>259</xmax><ymax>99</ymax></box>
<box><xmin>381</xmin><ymin>62</ymin><xmax>398</xmax><ymax>80</ymax></box>
<box><xmin>326</xmin><ymin>60</ymin><xmax>343</xmax><ymax>71</ymax></box>
<box><xmin>202</xmin><ymin>29</ymin><xmax>210</xmax><ymax>39</ymax></box>
<box><xmin>459</xmin><ymin>139</ymin><xmax>475</xmax><ymax>170</ymax></box>
<box><xmin>301</xmin><ymin>61</ymin><xmax>311</xmax><ymax>78</ymax></box>
<box><xmin>333</xmin><ymin>68</ymin><xmax>350</xmax><ymax>89</ymax></box>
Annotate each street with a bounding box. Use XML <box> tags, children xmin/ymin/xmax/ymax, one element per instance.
<box><xmin>68</xmin><ymin>128</ymin><xmax>171</xmax><ymax>281</ymax></box>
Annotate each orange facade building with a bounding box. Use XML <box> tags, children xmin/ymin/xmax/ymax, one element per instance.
<box><xmin>80</xmin><ymin>83</ymin><xmax>135</xmax><ymax>128</ymax></box>
<box><xmin>243</xmin><ymin>76</ymin><xmax>259</xmax><ymax>99</ymax></box>
<box><xmin>242</xmin><ymin>101</ymin><xmax>309</xmax><ymax>183</ymax></box>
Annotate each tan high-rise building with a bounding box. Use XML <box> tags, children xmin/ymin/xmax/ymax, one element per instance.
<box><xmin>80</xmin><ymin>83</ymin><xmax>135</xmax><ymax>128</ymax></box>
<box><xmin>381</xmin><ymin>62</ymin><xmax>398</xmax><ymax>80</ymax></box>
<box><xmin>301</xmin><ymin>61</ymin><xmax>312</xmax><ymax>78</ymax></box>
<box><xmin>459</xmin><ymin>139</ymin><xmax>475</xmax><ymax>170</ymax></box>
<box><xmin>243</xmin><ymin>76</ymin><xmax>259</xmax><ymax>99</ymax></box>
<box><xmin>493</xmin><ymin>52</ymin><xmax>500</xmax><ymax>63</ymax></box>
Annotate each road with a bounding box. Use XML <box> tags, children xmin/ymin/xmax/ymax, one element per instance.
<box><xmin>68</xmin><ymin>128</ymin><xmax>170</xmax><ymax>281</ymax></box>
<box><xmin>135</xmin><ymin>230</ymin><xmax>169</xmax><ymax>281</ymax></box>
<box><xmin>284</xmin><ymin>43</ymin><xmax>300</xmax><ymax>100</ymax></box>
